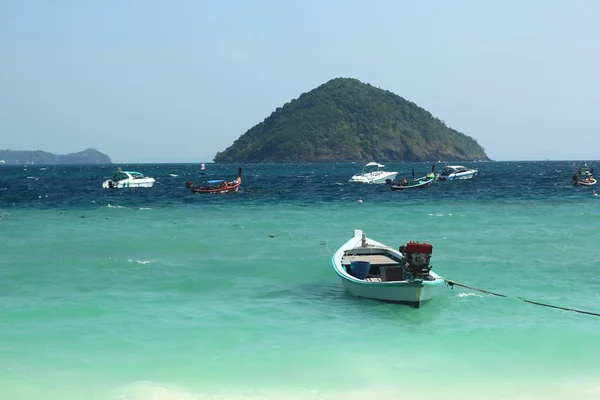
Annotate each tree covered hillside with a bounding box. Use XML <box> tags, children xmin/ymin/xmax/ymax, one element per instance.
<box><xmin>0</xmin><ymin>148</ymin><xmax>111</xmax><ymax>165</ymax></box>
<box><xmin>214</xmin><ymin>77</ymin><xmax>489</xmax><ymax>163</ymax></box>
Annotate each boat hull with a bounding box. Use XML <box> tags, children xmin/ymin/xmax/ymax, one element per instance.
<box><xmin>574</xmin><ymin>179</ymin><xmax>597</xmax><ymax>187</ymax></box>
<box><xmin>102</xmin><ymin>179</ymin><xmax>155</xmax><ymax>188</ymax></box>
<box><xmin>389</xmin><ymin>178</ymin><xmax>433</xmax><ymax>190</ymax></box>
<box><xmin>339</xmin><ymin>276</ymin><xmax>444</xmax><ymax>307</ymax></box>
<box><xmin>437</xmin><ymin>171</ymin><xmax>477</xmax><ymax>181</ymax></box>
<box><xmin>191</xmin><ymin>183</ymin><xmax>240</xmax><ymax>194</ymax></box>
<box><xmin>349</xmin><ymin>171</ymin><xmax>398</xmax><ymax>184</ymax></box>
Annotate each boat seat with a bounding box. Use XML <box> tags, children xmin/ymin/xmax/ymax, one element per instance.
<box><xmin>341</xmin><ymin>255</ymin><xmax>401</xmax><ymax>267</ymax></box>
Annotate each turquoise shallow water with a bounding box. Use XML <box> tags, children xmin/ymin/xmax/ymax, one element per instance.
<box><xmin>1</xmin><ymin>162</ymin><xmax>600</xmax><ymax>400</ymax></box>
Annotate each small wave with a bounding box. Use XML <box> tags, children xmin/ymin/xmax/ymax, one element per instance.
<box><xmin>168</xmin><ymin>174</ymin><xmax>178</xmax><ymax>177</ymax></box>
<box><xmin>457</xmin><ymin>292</ymin><xmax>481</xmax><ymax>298</ymax></box>
<box><xmin>112</xmin><ymin>382</ymin><xmax>198</xmax><ymax>400</ymax></box>
<box><xmin>127</xmin><ymin>260</ymin><xmax>152</xmax><ymax>264</ymax></box>
<box><xmin>106</xmin><ymin>382</ymin><xmax>600</xmax><ymax>400</ymax></box>
<box><xmin>26</xmin><ymin>176</ymin><xmax>39</xmax><ymax>180</ymax></box>
<box><xmin>107</xmin><ymin>204</ymin><xmax>127</xmax><ymax>209</ymax></box>
<box><xmin>428</xmin><ymin>213</ymin><xmax>453</xmax><ymax>217</ymax></box>
<box><xmin>112</xmin><ymin>382</ymin><xmax>326</xmax><ymax>400</ymax></box>
<box><xmin>139</xmin><ymin>207</ymin><xmax>152</xmax><ymax>211</ymax></box>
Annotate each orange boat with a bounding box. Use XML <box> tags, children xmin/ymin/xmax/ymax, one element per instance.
<box><xmin>186</xmin><ymin>168</ymin><xmax>242</xmax><ymax>194</ymax></box>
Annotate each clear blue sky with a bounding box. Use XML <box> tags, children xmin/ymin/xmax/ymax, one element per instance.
<box><xmin>1</xmin><ymin>0</ymin><xmax>599</xmax><ymax>162</ymax></box>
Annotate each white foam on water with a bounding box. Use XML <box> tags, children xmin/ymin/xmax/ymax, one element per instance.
<box><xmin>106</xmin><ymin>380</ymin><xmax>600</xmax><ymax>400</ymax></box>
<box><xmin>107</xmin><ymin>204</ymin><xmax>127</xmax><ymax>209</ymax></box>
<box><xmin>127</xmin><ymin>260</ymin><xmax>152</xmax><ymax>264</ymax></box>
<box><xmin>113</xmin><ymin>382</ymin><xmax>200</xmax><ymax>400</ymax></box>
<box><xmin>457</xmin><ymin>292</ymin><xmax>481</xmax><ymax>298</ymax></box>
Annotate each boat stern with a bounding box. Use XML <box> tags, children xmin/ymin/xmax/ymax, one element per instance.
<box><xmin>414</xmin><ymin>278</ymin><xmax>445</xmax><ymax>307</ymax></box>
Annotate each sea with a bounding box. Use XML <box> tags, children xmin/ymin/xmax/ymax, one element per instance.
<box><xmin>1</xmin><ymin>161</ymin><xmax>599</xmax><ymax>400</ymax></box>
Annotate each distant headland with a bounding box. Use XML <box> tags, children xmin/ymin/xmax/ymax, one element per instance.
<box><xmin>214</xmin><ymin>77</ymin><xmax>490</xmax><ymax>163</ymax></box>
<box><xmin>0</xmin><ymin>148</ymin><xmax>111</xmax><ymax>165</ymax></box>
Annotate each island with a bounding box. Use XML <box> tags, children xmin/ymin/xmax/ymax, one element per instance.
<box><xmin>214</xmin><ymin>77</ymin><xmax>490</xmax><ymax>163</ymax></box>
<box><xmin>0</xmin><ymin>148</ymin><xmax>112</xmax><ymax>165</ymax></box>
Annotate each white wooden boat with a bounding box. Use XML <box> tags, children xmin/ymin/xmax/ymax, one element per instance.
<box><xmin>436</xmin><ymin>165</ymin><xmax>478</xmax><ymax>181</ymax></box>
<box><xmin>332</xmin><ymin>229</ymin><xmax>445</xmax><ymax>307</ymax></box>
<box><xmin>349</xmin><ymin>162</ymin><xmax>398</xmax><ymax>184</ymax></box>
<box><xmin>102</xmin><ymin>169</ymin><xmax>156</xmax><ymax>188</ymax></box>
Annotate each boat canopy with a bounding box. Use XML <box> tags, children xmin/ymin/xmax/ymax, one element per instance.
<box><xmin>364</xmin><ymin>162</ymin><xmax>385</xmax><ymax>168</ymax></box>
<box><xmin>207</xmin><ymin>179</ymin><xmax>225</xmax><ymax>184</ymax></box>
<box><xmin>113</xmin><ymin>171</ymin><xmax>146</xmax><ymax>181</ymax></box>
<box><xmin>113</xmin><ymin>172</ymin><xmax>129</xmax><ymax>181</ymax></box>
<box><xmin>443</xmin><ymin>166</ymin><xmax>467</xmax><ymax>172</ymax></box>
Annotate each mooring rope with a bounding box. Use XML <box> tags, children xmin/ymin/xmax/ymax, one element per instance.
<box><xmin>445</xmin><ymin>279</ymin><xmax>600</xmax><ymax>317</ymax></box>
<box><xmin>320</xmin><ymin>241</ymin><xmax>333</xmax><ymax>254</ymax></box>
<box><xmin>319</xmin><ymin>240</ymin><xmax>600</xmax><ymax>317</ymax></box>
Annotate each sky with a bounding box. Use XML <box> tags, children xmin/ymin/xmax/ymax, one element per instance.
<box><xmin>1</xmin><ymin>0</ymin><xmax>599</xmax><ymax>163</ymax></box>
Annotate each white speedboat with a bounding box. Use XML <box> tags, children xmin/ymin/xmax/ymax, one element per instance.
<box><xmin>436</xmin><ymin>165</ymin><xmax>478</xmax><ymax>181</ymax></box>
<box><xmin>102</xmin><ymin>169</ymin><xmax>156</xmax><ymax>188</ymax></box>
<box><xmin>349</xmin><ymin>162</ymin><xmax>397</xmax><ymax>184</ymax></box>
<box><xmin>331</xmin><ymin>229</ymin><xmax>445</xmax><ymax>308</ymax></box>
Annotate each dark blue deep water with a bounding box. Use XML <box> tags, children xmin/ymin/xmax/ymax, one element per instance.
<box><xmin>1</xmin><ymin>161</ymin><xmax>596</xmax><ymax>209</ymax></box>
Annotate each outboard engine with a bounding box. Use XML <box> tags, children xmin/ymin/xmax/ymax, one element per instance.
<box><xmin>399</xmin><ymin>241</ymin><xmax>433</xmax><ymax>279</ymax></box>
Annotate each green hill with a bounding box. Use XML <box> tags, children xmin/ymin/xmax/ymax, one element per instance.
<box><xmin>0</xmin><ymin>148</ymin><xmax>111</xmax><ymax>165</ymax></box>
<box><xmin>214</xmin><ymin>77</ymin><xmax>489</xmax><ymax>163</ymax></box>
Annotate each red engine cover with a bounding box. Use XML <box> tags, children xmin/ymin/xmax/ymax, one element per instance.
<box><xmin>406</xmin><ymin>241</ymin><xmax>433</xmax><ymax>254</ymax></box>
